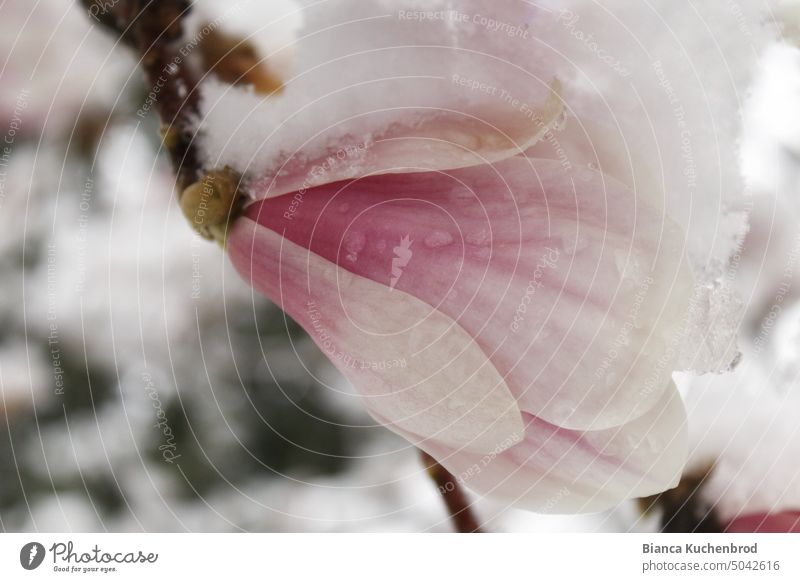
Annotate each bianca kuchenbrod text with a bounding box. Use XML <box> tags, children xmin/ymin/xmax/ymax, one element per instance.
<box><xmin>643</xmin><ymin>543</ymin><xmax>758</xmax><ymax>555</ymax></box>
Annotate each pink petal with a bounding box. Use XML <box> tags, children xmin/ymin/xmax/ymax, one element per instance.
<box><xmin>241</xmin><ymin>157</ymin><xmax>692</xmax><ymax>431</ymax></box>
<box><xmin>229</xmin><ymin>205</ymin><xmax>688</xmax><ymax>511</ymax></box>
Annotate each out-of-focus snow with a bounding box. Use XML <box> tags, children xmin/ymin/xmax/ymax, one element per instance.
<box><xmin>0</xmin><ymin>342</ymin><xmax>48</xmax><ymax>417</ymax></box>
<box><xmin>187</xmin><ymin>0</ymin><xmax>303</xmax><ymax>80</ymax></box>
<box><xmin>0</xmin><ymin>0</ymin><xmax>135</xmax><ymax>135</ymax></box>
<box><xmin>24</xmin><ymin>123</ymin><xmax>254</xmax><ymax>373</ymax></box>
<box><xmin>668</xmin><ymin>11</ymin><xmax>800</xmax><ymax>521</ymax></box>
<box><xmin>680</xmin><ymin>347</ymin><xmax>800</xmax><ymax>522</ymax></box>
<box><xmin>742</xmin><ymin>43</ymin><xmax>800</xmax><ymax>197</ymax></box>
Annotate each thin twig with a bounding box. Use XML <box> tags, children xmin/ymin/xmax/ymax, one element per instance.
<box><xmin>420</xmin><ymin>450</ymin><xmax>484</xmax><ymax>533</ymax></box>
<box><xmin>83</xmin><ymin>0</ymin><xmax>203</xmax><ymax>191</ymax></box>
<box><xmin>128</xmin><ymin>0</ymin><xmax>201</xmax><ymax>191</ymax></box>
<box><xmin>638</xmin><ymin>467</ymin><xmax>724</xmax><ymax>533</ymax></box>
<box><xmin>79</xmin><ymin>0</ymin><xmax>133</xmax><ymax>45</ymax></box>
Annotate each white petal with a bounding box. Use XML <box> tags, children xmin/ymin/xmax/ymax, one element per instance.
<box><xmin>229</xmin><ymin>218</ymin><xmax>525</xmax><ymax>453</ymax></box>
<box><xmin>420</xmin><ymin>382</ymin><xmax>687</xmax><ymax>513</ymax></box>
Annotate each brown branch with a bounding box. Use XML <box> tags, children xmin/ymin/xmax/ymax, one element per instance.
<box><xmin>127</xmin><ymin>0</ymin><xmax>201</xmax><ymax>191</ymax></box>
<box><xmin>82</xmin><ymin>0</ymin><xmax>203</xmax><ymax>191</ymax></box>
<box><xmin>79</xmin><ymin>0</ymin><xmax>133</xmax><ymax>45</ymax></box>
<box><xmin>638</xmin><ymin>466</ymin><xmax>724</xmax><ymax>533</ymax></box>
<box><xmin>419</xmin><ymin>450</ymin><xmax>484</xmax><ymax>533</ymax></box>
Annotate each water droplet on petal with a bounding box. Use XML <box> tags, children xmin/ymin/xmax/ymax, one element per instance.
<box><xmin>424</xmin><ymin>230</ymin><xmax>454</xmax><ymax>249</ymax></box>
<box><xmin>467</xmin><ymin>229</ymin><xmax>490</xmax><ymax>246</ymax></box>
<box><xmin>585</xmin><ymin>431</ymin><xmax>623</xmax><ymax>456</ymax></box>
<box><xmin>474</xmin><ymin>246</ymin><xmax>491</xmax><ymax>260</ymax></box>
<box><xmin>563</xmin><ymin>236</ymin><xmax>589</xmax><ymax>256</ymax></box>
<box><xmin>614</xmin><ymin>249</ymin><xmax>645</xmax><ymax>291</ymax></box>
<box><xmin>552</xmin><ymin>403</ymin><xmax>576</xmax><ymax>424</ymax></box>
<box><xmin>583</xmin><ymin>431</ymin><xmax>605</xmax><ymax>449</ymax></box>
<box><xmin>344</xmin><ymin>231</ymin><xmax>366</xmax><ymax>253</ymax></box>
<box><xmin>646</xmin><ymin>434</ymin><xmax>663</xmax><ymax>453</ymax></box>
<box><xmin>515</xmin><ymin>189</ymin><xmax>530</xmax><ymax>204</ymax></box>
<box><xmin>344</xmin><ymin>231</ymin><xmax>366</xmax><ymax>262</ymax></box>
<box><xmin>552</xmin><ymin>109</ymin><xmax>567</xmax><ymax>131</ymax></box>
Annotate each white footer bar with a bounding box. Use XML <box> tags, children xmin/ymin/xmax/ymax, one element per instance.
<box><xmin>1</xmin><ymin>533</ymin><xmax>797</xmax><ymax>581</ymax></box>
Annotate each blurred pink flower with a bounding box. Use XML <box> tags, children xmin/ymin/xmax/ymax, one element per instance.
<box><xmin>726</xmin><ymin>512</ymin><xmax>800</xmax><ymax>533</ymax></box>
<box><xmin>0</xmin><ymin>0</ymin><xmax>132</xmax><ymax>136</ymax></box>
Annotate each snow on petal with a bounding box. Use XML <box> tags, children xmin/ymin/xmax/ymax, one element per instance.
<box><xmin>196</xmin><ymin>0</ymin><xmax>563</xmax><ymax>198</ymax></box>
<box><xmin>229</xmin><ymin>219</ymin><xmax>525</xmax><ymax>454</ymax></box>
<box><xmin>197</xmin><ymin>0</ymin><xmax>778</xmax><ymax>376</ymax></box>
<box><xmin>535</xmin><ymin>0</ymin><xmax>776</xmax><ymax>263</ymax></box>
<box><xmin>526</xmin><ymin>1</ymin><xmax>778</xmax><ymax>372</ymax></box>
<box><xmin>241</xmin><ymin>157</ymin><xmax>693</xmax><ymax>431</ymax></box>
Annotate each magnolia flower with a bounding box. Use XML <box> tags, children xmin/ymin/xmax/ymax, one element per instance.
<box><xmin>190</xmin><ymin>0</ymin><xmax>778</xmax><ymax>512</ymax></box>
<box><xmin>229</xmin><ymin>157</ymin><xmax>691</xmax><ymax>512</ymax></box>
